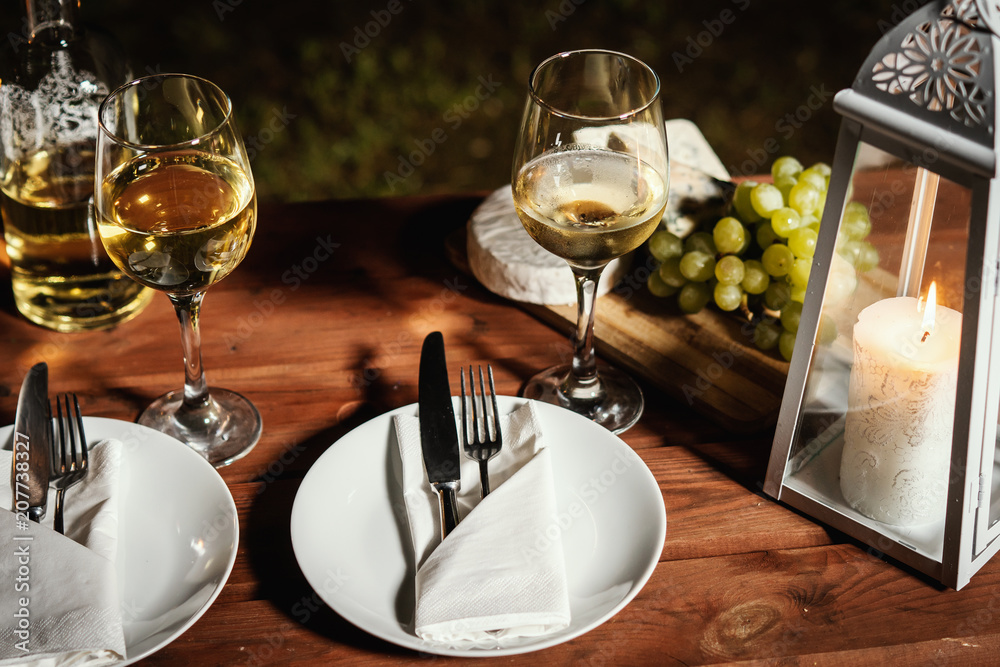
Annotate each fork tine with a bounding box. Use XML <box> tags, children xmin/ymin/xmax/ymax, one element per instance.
<box><xmin>486</xmin><ymin>364</ymin><xmax>500</xmax><ymax>444</ymax></box>
<box><xmin>73</xmin><ymin>394</ymin><xmax>88</xmax><ymax>470</ymax></box>
<box><xmin>459</xmin><ymin>367</ymin><xmax>469</xmax><ymax>446</ymax></box>
<box><xmin>476</xmin><ymin>365</ymin><xmax>488</xmax><ymax>440</ymax></box>
<box><xmin>470</xmin><ymin>365</ymin><xmax>480</xmax><ymax>444</ymax></box>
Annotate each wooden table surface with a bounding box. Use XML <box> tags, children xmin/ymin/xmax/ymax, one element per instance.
<box><xmin>2</xmin><ymin>194</ymin><xmax>999</xmax><ymax>666</ymax></box>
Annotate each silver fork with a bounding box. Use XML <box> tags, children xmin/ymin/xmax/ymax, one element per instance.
<box><xmin>460</xmin><ymin>365</ymin><xmax>502</xmax><ymax>498</ymax></box>
<box><xmin>50</xmin><ymin>394</ymin><xmax>89</xmax><ymax>535</ymax></box>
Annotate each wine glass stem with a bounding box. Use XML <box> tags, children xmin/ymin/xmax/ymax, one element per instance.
<box><xmin>569</xmin><ymin>264</ymin><xmax>605</xmax><ymax>388</ymax></box>
<box><xmin>167</xmin><ymin>292</ymin><xmax>210</xmax><ymax>411</ymax></box>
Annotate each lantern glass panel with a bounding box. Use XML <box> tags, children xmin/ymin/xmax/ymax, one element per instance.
<box><xmin>782</xmin><ymin>139</ymin><xmax>971</xmax><ymax>564</ymax></box>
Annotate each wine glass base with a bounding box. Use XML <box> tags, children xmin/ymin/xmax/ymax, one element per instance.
<box><xmin>139</xmin><ymin>387</ymin><xmax>262</xmax><ymax>468</ymax></box>
<box><xmin>521</xmin><ymin>363</ymin><xmax>644</xmax><ymax>434</ymax></box>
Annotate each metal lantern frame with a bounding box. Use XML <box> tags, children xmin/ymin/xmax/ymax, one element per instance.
<box><xmin>765</xmin><ymin>0</ymin><xmax>1000</xmax><ymax>589</ymax></box>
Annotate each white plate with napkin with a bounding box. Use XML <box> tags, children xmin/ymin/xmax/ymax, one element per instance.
<box><xmin>290</xmin><ymin>396</ymin><xmax>666</xmax><ymax>657</ymax></box>
<box><xmin>0</xmin><ymin>417</ymin><xmax>238</xmax><ymax>665</ymax></box>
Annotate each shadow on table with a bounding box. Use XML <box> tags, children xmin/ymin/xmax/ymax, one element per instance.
<box><xmin>240</xmin><ymin>371</ymin><xmax>423</xmax><ymax>656</ymax></box>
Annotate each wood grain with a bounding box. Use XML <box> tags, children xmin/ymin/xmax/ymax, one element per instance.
<box><xmin>1</xmin><ymin>194</ymin><xmax>998</xmax><ymax>666</ymax></box>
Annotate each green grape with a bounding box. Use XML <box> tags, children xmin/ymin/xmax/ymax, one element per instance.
<box><xmin>806</xmin><ymin>162</ymin><xmax>831</xmax><ymax>179</ymax></box>
<box><xmin>841</xmin><ymin>203</ymin><xmax>871</xmax><ymax>240</ymax></box>
<box><xmin>733</xmin><ymin>180</ymin><xmax>762</xmax><ymax>223</ymax></box>
<box><xmin>817</xmin><ymin>313</ymin><xmax>837</xmax><ymax>345</ymax></box>
<box><xmin>713</xmin><ymin>282</ymin><xmax>743</xmax><ymax>311</ymax></box>
<box><xmin>678</xmin><ymin>281</ymin><xmax>712</xmax><ymax>314</ymax></box>
<box><xmin>855</xmin><ymin>240</ymin><xmax>879</xmax><ymax>272</ymax></box>
<box><xmin>764</xmin><ymin>280</ymin><xmax>790</xmax><ymax>310</ymax></box>
<box><xmin>679</xmin><ymin>251</ymin><xmax>716</xmax><ymax>282</ymax></box>
<box><xmin>770</xmin><ymin>207</ymin><xmax>802</xmax><ymax>238</ymax></box>
<box><xmin>788</xmin><ymin>258</ymin><xmax>811</xmax><ymax>289</ymax></box>
<box><xmin>774</xmin><ymin>174</ymin><xmax>797</xmax><ymax>201</ymax></box>
<box><xmin>742</xmin><ymin>259</ymin><xmax>770</xmax><ymax>294</ymax></box>
<box><xmin>647</xmin><ymin>271</ymin><xmax>679</xmax><ymax>297</ymax></box>
<box><xmin>715</xmin><ymin>255</ymin><xmax>745</xmax><ymax>285</ymax></box>
<box><xmin>648</xmin><ymin>230</ymin><xmax>684</xmax><ymax>262</ymax></box>
<box><xmin>838</xmin><ymin>239</ymin><xmax>862</xmax><ymax>266</ymax></box>
<box><xmin>788</xmin><ymin>227</ymin><xmax>818</xmax><ymax>258</ymax></box>
<box><xmin>753</xmin><ymin>319</ymin><xmax>781</xmax><ymax>350</ymax></box>
<box><xmin>750</xmin><ymin>183</ymin><xmax>784</xmax><ymax>218</ymax></box>
<box><xmin>684</xmin><ymin>231</ymin><xmax>717</xmax><ymax>255</ymax></box>
<box><xmin>778</xmin><ymin>330</ymin><xmax>796</xmax><ymax>361</ymax></box>
<box><xmin>788</xmin><ymin>180</ymin><xmax>821</xmax><ymax>216</ymax></box>
<box><xmin>713</xmin><ymin>216</ymin><xmax>747</xmax><ymax>255</ymax></box>
<box><xmin>826</xmin><ymin>255</ymin><xmax>859</xmax><ymax>305</ymax></box>
<box><xmin>780</xmin><ymin>300</ymin><xmax>803</xmax><ymax>333</ymax></box>
<box><xmin>761</xmin><ymin>243</ymin><xmax>794</xmax><ymax>277</ymax></box>
<box><xmin>658</xmin><ymin>257</ymin><xmax>687</xmax><ymax>288</ymax></box>
<box><xmin>798</xmin><ymin>169</ymin><xmax>828</xmax><ymax>192</ymax></box>
<box><xmin>790</xmin><ymin>284</ymin><xmax>806</xmax><ymax>303</ymax></box>
<box><xmin>756</xmin><ymin>220</ymin><xmax>779</xmax><ymax>249</ymax></box>
<box><xmin>771</xmin><ymin>156</ymin><xmax>804</xmax><ymax>181</ymax></box>
<box><xmin>802</xmin><ymin>214</ymin><xmax>821</xmax><ymax>232</ymax></box>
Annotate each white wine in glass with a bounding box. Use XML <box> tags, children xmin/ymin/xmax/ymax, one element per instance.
<box><xmin>512</xmin><ymin>50</ymin><xmax>669</xmax><ymax>433</ymax></box>
<box><xmin>95</xmin><ymin>74</ymin><xmax>261</xmax><ymax>467</ymax></box>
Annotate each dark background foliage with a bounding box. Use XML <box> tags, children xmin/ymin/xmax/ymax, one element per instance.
<box><xmin>56</xmin><ymin>0</ymin><xmax>904</xmax><ymax>202</ymax></box>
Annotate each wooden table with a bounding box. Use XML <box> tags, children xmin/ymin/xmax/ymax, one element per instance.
<box><xmin>2</xmin><ymin>194</ymin><xmax>998</xmax><ymax>666</ymax></box>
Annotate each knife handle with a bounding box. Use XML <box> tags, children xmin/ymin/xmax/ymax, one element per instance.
<box><xmin>436</xmin><ymin>481</ymin><xmax>460</xmax><ymax>540</ymax></box>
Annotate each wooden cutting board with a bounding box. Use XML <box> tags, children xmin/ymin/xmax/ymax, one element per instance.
<box><xmin>447</xmin><ymin>225</ymin><xmax>789</xmax><ymax>433</ymax></box>
<box><xmin>521</xmin><ymin>285</ymin><xmax>789</xmax><ymax>433</ymax></box>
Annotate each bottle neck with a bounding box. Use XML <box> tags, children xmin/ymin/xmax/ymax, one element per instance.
<box><xmin>25</xmin><ymin>0</ymin><xmax>82</xmax><ymax>43</ymax></box>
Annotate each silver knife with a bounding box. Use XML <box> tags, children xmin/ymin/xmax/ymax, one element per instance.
<box><xmin>10</xmin><ymin>362</ymin><xmax>49</xmax><ymax>523</ymax></box>
<box><xmin>418</xmin><ymin>332</ymin><xmax>461</xmax><ymax>540</ymax></box>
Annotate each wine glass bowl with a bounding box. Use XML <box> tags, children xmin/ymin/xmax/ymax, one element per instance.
<box><xmin>512</xmin><ymin>50</ymin><xmax>669</xmax><ymax>433</ymax></box>
<box><xmin>95</xmin><ymin>74</ymin><xmax>261</xmax><ymax>466</ymax></box>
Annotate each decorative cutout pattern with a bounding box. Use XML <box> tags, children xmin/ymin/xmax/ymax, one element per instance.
<box><xmin>871</xmin><ymin>0</ymin><xmax>991</xmax><ymax>128</ymax></box>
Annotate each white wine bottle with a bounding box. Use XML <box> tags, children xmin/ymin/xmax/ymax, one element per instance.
<box><xmin>0</xmin><ymin>0</ymin><xmax>153</xmax><ymax>331</ymax></box>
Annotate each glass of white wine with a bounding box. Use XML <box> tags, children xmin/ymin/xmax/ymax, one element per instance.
<box><xmin>95</xmin><ymin>74</ymin><xmax>261</xmax><ymax>466</ymax></box>
<box><xmin>512</xmin><ymin>50</ymin><xmax>669</xmax><ymax>433</ymax></box>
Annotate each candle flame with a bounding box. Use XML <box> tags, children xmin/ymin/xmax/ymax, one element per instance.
<box><xmin>920</xmin><ymin>282</ymin><xmax>937</xmax><ymax>342</ymax></box>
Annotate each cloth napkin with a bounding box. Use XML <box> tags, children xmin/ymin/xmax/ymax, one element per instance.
<box><xmin>0</xmin><ymin>439</ymin><xmax>127</xmax><ymax>667</ymax></box>
<box><xmin>394</xmin><ymin>402</ymin><xmax>571</xmax><ymax>648</ymax></box>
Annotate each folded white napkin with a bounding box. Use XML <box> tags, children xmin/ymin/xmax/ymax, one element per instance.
<box><xmin>394</xmin><ymin>401</ymin><xmax>571</xmax><ymax>648</ymax></box>
<box><xmin>0</xmin><ymin>439</ymin><xmax>127</xmax><ymax>666</ymax></box>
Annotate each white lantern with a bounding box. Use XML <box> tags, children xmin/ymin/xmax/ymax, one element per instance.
<box><xmin>765</xmin><ymin>0</ymin><xmax>1000</xmax><ymax>589</ymax></box>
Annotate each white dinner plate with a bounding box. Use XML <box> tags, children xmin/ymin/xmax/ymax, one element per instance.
<box><xmin>290</xmin><ymin>396</ymin><xmax>667</xmax><ymax>657</ymax></box>
<box><xmin>0</xmin><ymin>417</ymin><xmax>239</xmax><ymax>664</ymax></box>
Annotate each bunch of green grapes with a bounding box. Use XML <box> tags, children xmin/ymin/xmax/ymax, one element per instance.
<box><xmin>646</xmin><ymin>156</ymin><xmax>876</xmax><ymax>361</ymax></box>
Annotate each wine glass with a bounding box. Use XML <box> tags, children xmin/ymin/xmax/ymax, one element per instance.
<box><xmin>512</xmin><ymin>50</ymin><xmax>669</xmax><ymax>433</ymax></box>
<box><xmin>94</xmin><ymin>74</ymin><xmax>261</xmax><ymax>466</ymax></box>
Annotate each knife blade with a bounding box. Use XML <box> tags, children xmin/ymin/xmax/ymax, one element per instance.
<box><xmin>10</xmin><ymin>362</ymin><xmax>49</xmax><ymax>523</ymax></box>
<box><xmin>418</xmin><ymin>331</ymin><xmax>461</xmax><ymax>539</ymax></box>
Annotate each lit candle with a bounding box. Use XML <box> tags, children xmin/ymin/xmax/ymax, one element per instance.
<box><xmin>841</xmin><ymin>283</ymin><xmax>962</xmax><ymax>526</ymax></box>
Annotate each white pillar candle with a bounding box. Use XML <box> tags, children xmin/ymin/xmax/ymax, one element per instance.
<box><xmin>841</xmin><ymin>294</ymin><xmax>962</xmax><ymax>526</ymax></box>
